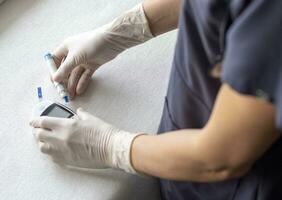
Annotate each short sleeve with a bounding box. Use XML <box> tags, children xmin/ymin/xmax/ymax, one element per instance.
<box><xmin>221</xmin><ymin>0</ymin><xmax>282</xmax><ymax>130</ymax></box>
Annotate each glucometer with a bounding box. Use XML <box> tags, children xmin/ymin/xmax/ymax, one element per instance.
<box><xmin>41</xmin><ymin>103</ymin><xmax>74</xmax><ymax>118</ymax></box>
<box><xmin>32</xmin><ymin>100</ymin><xmax>76</xmax><ymax>118</ymax></box>
<box><xmin>32</xmin><ymin>87</ymin><xmax>76</xmax><ymax>118</ymax></box>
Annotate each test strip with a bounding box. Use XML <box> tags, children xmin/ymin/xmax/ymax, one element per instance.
<box><xmin>37</xmin><ymin>87</ymin><xmax>43</xmax><ymax>101</ymax></box>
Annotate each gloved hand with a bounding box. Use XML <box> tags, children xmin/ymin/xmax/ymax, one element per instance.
<box><xmin>52</xmin><ymin>3</ymin><xmax>154</xmax><ymax>99</ymax></box>
<box><xmin>29</xmin><ymin>108</ymin><xmax>141</xmax><ymax>173</ymax></box>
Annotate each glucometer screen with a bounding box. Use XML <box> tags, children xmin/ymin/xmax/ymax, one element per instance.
<box><xmin>41</xmin><ymin>104</ymin><xmax>74</xmax><ymax>118</ymax></box>
<box><xmin>47</xmin><ymin>106</ymin><xmax>72</xmax><ymax>118</ymax></box>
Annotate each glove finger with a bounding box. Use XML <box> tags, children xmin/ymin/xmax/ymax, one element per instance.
<box><xmin>30</xmin><ymin>116</ymin><xmax>67</xmax><ymax>130</ymax></box>
<box><xmin>67</xmin><ymin>66</ymin><xmax>85</xmax><ymax>100</ymax></box>
<box><xmin>33</xmin><ymin>127</ymin><xmax>52</xmax><ymax>142</ymax></box>
<box><xmin>32</xmin><ymin>128</ymin><xmax>39</xmax><ymax>141</ymax></box>
<box><xmin>52</xmin><ymin>159</ymin><xmax>65</xmax><ymax>167</ymax></box>
<box><xmin>53</xmin><ymin>53</ymin><xmax>77</xmax><ymax>83</ymax></box>
<box><xmin>50</xmin><ymin>58</ymin><xmax>65</xmax><ymax>83</ymax></box>
<box><xmin>52</xmin><ymin>42</ymin><xmax>68</xmax><ymax>67</ymax></box>
<box><xmin>76</xmin><ymin>107</ymin><xmax>93</xmax><ymax>120</ymax></box>
<box><xmin>49</xmin><ymin>75</ymin><xmax>54</xmax><ymax>83</ymax></box>
<box><xmin>76</xmin><ymin>68</ymin><xmax>94</xmax><ymax>95</ymax></box>
<box><xmin>39</xmin><ymin>142</ymin><xmax>54</xmax><ymax>155</ymax></box>
<box><xmin>51</xmin><ymin>155</ymin><xmax>66</xmax><ymax>166</ymax></box>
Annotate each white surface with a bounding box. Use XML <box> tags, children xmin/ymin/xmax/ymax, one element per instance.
<box><xmin>0</xmin><ymin>0</ymin><xmax>177</xmax><ymax>199</ymax></box>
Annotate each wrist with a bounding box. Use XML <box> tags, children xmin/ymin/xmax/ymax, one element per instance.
<box><xmin>109</xmin><ymin>130</ymin><xmax>144</xmax><ymax>174</ymax></box>
<box><xmin>102</xmin><ymin>3</ymin><xmax>154</xmax><ymax>50</ymax></box>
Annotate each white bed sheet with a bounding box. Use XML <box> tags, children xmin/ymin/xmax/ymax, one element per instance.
<box><xmin>0</xmin><ymin>0</ymin><xmax>177</xmax><ymax>199</ymax></box>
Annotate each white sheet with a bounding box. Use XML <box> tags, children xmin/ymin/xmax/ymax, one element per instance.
<box><xmin>0</xmin><ymin>0</ymin><xmax>177</xmax><ymax>199</ymax></box>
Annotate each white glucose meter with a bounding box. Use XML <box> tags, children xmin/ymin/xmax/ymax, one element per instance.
<box><xmin>32</xmin><ymin>100</ymin><xmax>76</xmax><ymax>118</ymax></box>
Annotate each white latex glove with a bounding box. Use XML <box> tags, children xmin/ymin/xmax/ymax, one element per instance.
<box><xmin>52</xmin><ymin>3</ymin><xmax>154</xmax><ymax>99</ymax></box>
<box><xmin>29</xmin><ymin>108</ymin><xmax>141</xmax><ymax>173</ymax></box>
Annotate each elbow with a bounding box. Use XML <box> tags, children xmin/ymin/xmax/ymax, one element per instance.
<box><xmin>213</xmin><ymin>164</ymin><xmax>251</xmax><ymax>182</ymax></box>
<box><xmin>197</xmin><ymin>146</ymin><xmax>253</xmax><ymax>181</ymax></box>
<box><xmin>204</xmin><ymin>160</ymin><xmax>253</xmax><ymax>182</ymax></box>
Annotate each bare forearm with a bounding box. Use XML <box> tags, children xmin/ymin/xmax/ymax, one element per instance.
<box><xmin>143</xmin><ymin>0</ymin><xmax>181</xmax><ymax>36</ymax></box>
<box><xmin>131</xmin><ymin>129</ymin><xmax>233</xmax><ymax>182</ymax></box>
<box><xmin>131</xmin><ymin>85</ymin><xmax>279</xmax><ymax>182</ymax></box>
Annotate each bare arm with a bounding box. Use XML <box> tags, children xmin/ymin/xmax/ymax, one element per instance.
<box><xmin>143</xmin><ymin>0</ymin><xmax>181</xmax><ymax>36</ymax></box>
<box><xmin>131</xmin><ymin>84</ymin><xmax>280</xmax><ymax>181</ymax></box>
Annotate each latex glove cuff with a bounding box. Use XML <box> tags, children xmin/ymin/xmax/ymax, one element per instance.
<box><xmin>102</xmin><ymin>3</ymin><xmax>154</xmax><ymax>51</ymax></box>
<box><xmin>110</xmin><ymin>131</ymin><xmax>143</xmax><ymax>174</ymax></box>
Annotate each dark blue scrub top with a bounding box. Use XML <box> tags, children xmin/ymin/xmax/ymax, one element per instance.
<box><xmin>158</xmin><ymin>0</ymin><xmax>282</xmax><ymax>199</ymax></box>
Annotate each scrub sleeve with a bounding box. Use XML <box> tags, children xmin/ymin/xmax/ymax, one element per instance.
<box><xmin>158</xmin><ymin>0</ymin><xmax>282</xmax><ymax>199</ymax></box>
<box><xmin>222</xmin><ymin>0</ymin><xmax>282</xmax><ymax>130</ymax></box>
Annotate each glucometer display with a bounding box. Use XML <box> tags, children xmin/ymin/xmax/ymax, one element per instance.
<box><xmin>46</xmin><ymin>106</ymin><xmax>72</xmax><ymax>118</ymax></box>
<box><xmin>40</xmin><ymin>103</ymin><xmax>74</xmax><ymax>118</ymax></box>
